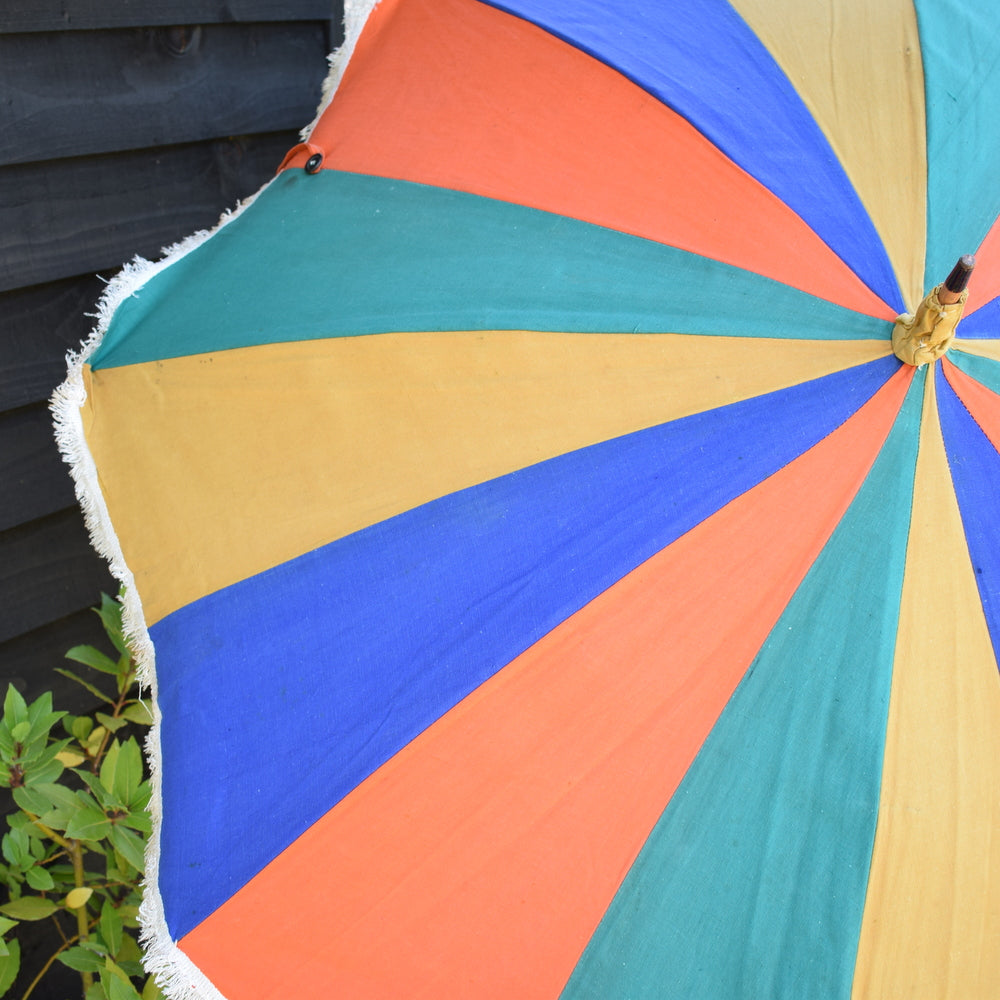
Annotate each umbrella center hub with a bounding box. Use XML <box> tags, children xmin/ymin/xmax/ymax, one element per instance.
<box><xmin>892</xmin><ymin>255</ymin><xmax>975</xmax><ymax>367</ymax></box>
<box><xmin>891</xmin><ymin>285</ymin><xmax>967</xmax><ymax>366</ymax></box>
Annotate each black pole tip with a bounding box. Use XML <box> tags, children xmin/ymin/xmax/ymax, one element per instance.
<box><xmin>944</xmin><ymin>255</ymin><xmax>976</xmax><ymax>293</ymax></box>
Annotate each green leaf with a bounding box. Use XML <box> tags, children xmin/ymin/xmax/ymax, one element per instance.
<box><xmin>86</xmin><ymin>981</ymin><xmax>110</xmax><ymax>1000</ymax></box>
<box><xmin>102</xmin><ymin>958</ymin><xmax>143</xmax><ymax>1000</ymax></box>
<box><xmin>105</xmin><ymin>973</ymin><xmax>142</xmax><ymax>1000</ymax></box>
<box><xmin>25</xmin><ymin>737</ymin><xmax>71</xmax><ymax>771</ymax></box>
<box><xmin>66</xmin><ymin>645</ymin><xmax>121</xmax><ymax>677</ymax></box>
<box><xmin>24</xmin><ymin>865</ymin><xmax>55</xmax><ymax>891</ymax></box>
<box><xmin>23</xmin><ymin>695</ymin><xmax>65</xmax><ymax>744</ymax></box>
<box><xmin>100</xmin><ymin>900</ymin><xmax>123</xmax><ymax>956</ymax></box>
<box><xmin>115</xmin><ymin>934</ymin><xmax>142</xmax><ymax>965</ymax></box>
<box><xmin>121</xmin><ymin>702</ymin><xmax>153</xmax><ymax>726</ymax></box>
<box><xmin>114</xmin><ymin>739</ymin><xmax>142</xmax><ymax>805</ymax></box>
<box><xmin>58</xmin><ymin>945</ymin><xmax>107</xmax><ymax>973</ymax></box>
<box><xmin>24</xmin><ymin>691</ymin><xmax>51</xmax><ymax>722</ymax></box>
<box><xmin>96</xmin><ymin>592</ymin><xmax>130</xmax><ymax>658</ymax></box>
<box><xmin>15</xmin><ymin>781</ymin><xmax>84</xmax><ymax>831</ymax></box>
<box><xmin>0</xmin><ymin>938</ymin><xmax>20</xmax><ymax>996</ymax></box>
<box><xmin>107</xmin><ymin>825</ymin><xmax>145</xmax><ymax>873</ymax></box>
<box><xmin>141</xmin><ymin>974</ymin><xmax>165</xmax><ymax>1000</ymax></box>
<box><xmin>54</xmin><ymin>668</ymin><xmax>115</xmax><ymax>706</ymax></box>
<box><xmin>96</xmin><ymin>712</ymin><xmax>128</xmax><ymax>733</ymax></box>
<box><xmin>2</xmin><ymin>828</ymin><xmax>30</xmax><ymax>868</ymax></box>
<box><xmin>0</xmin><ymin>937</ymin><xmax>7</xmax><ymax>958</ymax></box>
<box><xmin>72</xmin><ymin>716</ymin><xmax>95</xmax><ymax>741</ymax></box>
<box><xmin>100</xmin><ymin>740</ymin><xmax>121</xmax><ymax>796</ymax></box>
<box><xmin>22</xmin><ymin>756</ymin><xmax>64</xmax><ymax>787</ymax></box>
<box><xmin>11</xmin><ymin>785</ymin><xmax>49</xmax><ymax>816</ymax></box>
<box><xmin>3</xmin><ymin>686</ymin><xmax>28</xmax><ymax>728</ymax></box>
<box><xmin>10</xmin><ymin>721</ymin><xmax>30</xmax><ymax>744</ymax></box>
<box><xmin>65</xmin><ymin>804</ymin><xmax>110</xmax><ymax>841</ymax></box>
<box><xmin>0</xmin><ymin>896</ymin><xmax>58</xmax><ymax>920</ymax></box>
<box><xmin>120</xmin><ymin>809</ymin><xmax>152</xmax><ymax>835</ymax></box>
<box><xmin>78</xmin><ymin>771</ymin><xmax>110</xmax><ymax>802</ymax></box>
<box><xmin>0</xmin><ymin>918</ymin><xmax>16</xmax><ymax>936</ymax></box>
<box><xmin>130</xmin><ymin>781</ymin><xmax>151</xmax><ymax>813</ymax></box>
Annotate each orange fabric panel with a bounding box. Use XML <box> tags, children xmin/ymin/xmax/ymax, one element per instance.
<box><xmin>179</xmin><ymin>367</ymin><xmax>913</xmax><ymax>1000</ymax></box>
<box><xmin>287</xmin><ymin>0</ymin><xmax>894</xmax><ymax>319</ymax></box>
<box><xmin>943</xmin><ymin>358</ymin><xmax>1000</xmax><ymax>449</ymax></box>
<box><xmin>965</xmin><ymin>214</ymin><xmax>1000</xmax><ymax>315</ymax></box>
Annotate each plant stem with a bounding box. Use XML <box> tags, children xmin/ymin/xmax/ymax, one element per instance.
<box><xmin>90</xmin><ymin>686</ymin><xmax>130</xmax><ymax>774</ymax></box>
<box><xmin>25</xmin><ymin>813</ymin><xmax>72</xmax><ymax>852</ymax></box>
<box><xmin>69</xmin><ymin>841</ymin><xmax>93</xmax><ymax>994</ymax></box>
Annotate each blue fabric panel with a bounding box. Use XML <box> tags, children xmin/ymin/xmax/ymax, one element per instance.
<box><xmin>914</xmin><ymin>1</ymin><xmax>1000</xmax><ymax>289</ymax></box>
<box><xmin>153</xmin><ymin>356</ymin><xmax>899</xmax><ymax>939</ymax></box>
<box><xmin>959</xmin><ymin>299</ymin><xmax>1000</xmax><ymax>338</ymax></box>
<box><xmin>935</xmin><ymin>365</ymin><xmax>1000</xmax><ymax>667</ymax></box>
<box><xmin>479</xmin><ymin>0</ymin><xmax>902</xmax><ymax>312</ymax></box>
<box><xmin>88</xmin><ymin>171</ymin><xmax>889</xmax><ymax>372</ymax></box>
<box><xmin>560</xmin><ymin>370</ymin><xmax>923</xmax><ymax>1000</ymax></box>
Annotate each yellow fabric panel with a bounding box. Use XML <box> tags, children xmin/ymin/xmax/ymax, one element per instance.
<box><xmin>955</xmin><ymin>338</ymin><xmax>1000</xmax><ymax>363</ymax></box>
<box><xmin>82</xmin><ymin>333</ymin><xmax>891</xmax><ymax>625</ymax></box>
<box><xmin>852</xmin><ymin>370</ymin><xmax>1000</xmax><ymax>999</ymax></box>
<box><xmin>729</xmin><ymin>0</ymin><xmax>927</xmax><ymax>312</ymax></box>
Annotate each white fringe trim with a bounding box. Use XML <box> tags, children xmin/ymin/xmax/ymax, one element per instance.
<box><xmin>50</xmin><ymin>223</ymin><xmax>259</xmax><ymax>1000</ymax></box>
<box><xmin>47</xmin><ymin>5</ymin><xmax>377</xmax><ymax>988</ymax></box>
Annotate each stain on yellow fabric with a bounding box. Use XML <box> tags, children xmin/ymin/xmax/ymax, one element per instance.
<box><xmin>730</xmin><ymin>0</ymin><xmax>927</xmax><ymax>312</ymax></box>
<box><xmin>852</xmin><ymin>370</ymin><xmax>1000</xmax><ymax>999</ymax></box>
<box><xmin>82</xmin><ymin>332</ymin><xmax>891</xmax><ymax>624</ymax></box>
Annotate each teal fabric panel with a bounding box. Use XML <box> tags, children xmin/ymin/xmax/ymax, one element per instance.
<box><xmin>914</xmin><ymin>0</ymin><xmax>1000</xmax><ymax>288</ymax></box>
<box><xmin>559</xmin><ymin>370</ymin><xmax>924</xmax><ymax>1000</ymax></box>
<box><xmin>89</xmin><ymin>170</ymin><xmax>888</xmax><ymax>370</ymax></box>
<box><xmin>950</xmin><ymin>349</ymin><xmax>1000</xmax><ymax>394</ymax></box>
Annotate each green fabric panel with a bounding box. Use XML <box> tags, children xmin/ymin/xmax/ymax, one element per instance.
<box><xmin>560</xmin><ymin>369</ymin><xmax>924</xmax><ymax>1000</ymax></box>
<box><xmin>915</xmin><ymin>0</ymin><xmax>1000</xmax><ymax>289</ymax></box>
<box><xmin>90</xmin><ymin>170</ymin><xmax>887</xmax><ymax>370</ymax></box>
<box><xmin>950</xmin><ymin>349</ymin><xmax>1000</xmax><ymax>395</ymax></box>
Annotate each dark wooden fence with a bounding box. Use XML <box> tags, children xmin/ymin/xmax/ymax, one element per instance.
<box><xmin>1</xmin><ymin>2</ymin><xmax>341</xmax><ymax>709</ymax></box>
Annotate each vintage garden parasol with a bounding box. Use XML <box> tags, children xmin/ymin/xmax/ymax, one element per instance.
<box><xmin>52</xmin><ymin>0</ymin><xmax>1000</xmax><ymax>997</ymax></box>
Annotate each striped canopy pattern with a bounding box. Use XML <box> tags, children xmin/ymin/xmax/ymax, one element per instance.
<box><xmin>56</xmin><ymin>1</ymin><xmax>1000</xmax><ymax>997</ymax></box>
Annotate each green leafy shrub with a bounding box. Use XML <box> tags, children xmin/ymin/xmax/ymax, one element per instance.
<box><xmin>0</xmin><ymin>593</ymin><xmax>161</xmax><ymax>1000</ymax></box>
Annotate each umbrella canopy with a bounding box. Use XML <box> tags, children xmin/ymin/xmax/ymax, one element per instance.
<box><xmin>53</xmin><ymin>0</ymin><xmax>1000</xmax><ymax>997</ymax></box>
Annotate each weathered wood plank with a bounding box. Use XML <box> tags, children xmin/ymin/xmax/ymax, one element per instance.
<box><xmin>0</xmin><ymin>1</ymin><xmax>336</xmax><ymax>32</ymax></box>
<box><xmin>0</xmin><ymin>403</ymin><xmax>75</xmax><ymax>532</ymax></box>
<box><xmin>0</xmin><ymin>508</ymin><xmax>115</xmax><ymax>644</ymax></box>
<box><xmin>0</xmin><ymin>23</ymin><xmax>327</xmax><ymax>165</ymax></box>
<box><xmin>0</xmin><ymin>130</ymin><xmax>297</xmax><ymax>292</ymax></box>
<box><xmin>0</xmin><ymin>274</ymin><xmax>106</xmax><ymax>411</ymax></box>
